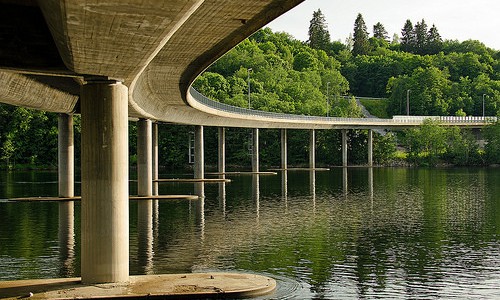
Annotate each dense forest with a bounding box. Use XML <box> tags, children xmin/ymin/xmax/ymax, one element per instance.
<box><xmin>1</xmin><ymin>10</ymin><xmax>500</xmax><ymax>169</ymax></box>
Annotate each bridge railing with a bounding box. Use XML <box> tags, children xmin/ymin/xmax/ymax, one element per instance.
<box><xmin>393</xmin><ymin>115</ymin><xmax>497</xmax><ymax>123</ymax></box>
<box><xmin>190</xmin><ymin>87</ymin><xmax>384</xmax><ymax>123</ymax></box>
<box><xmin>190</xmin><ymin>87</ymin><xmax>497</xmax><ymax>125</ymax></box>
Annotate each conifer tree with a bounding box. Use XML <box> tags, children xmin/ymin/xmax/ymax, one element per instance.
<box><xmin>373</xmin><ymin>22</ymin><xmax>389</xmax><ymax>41</ymax></box>
<box><xmin>308</xmin><ymin>9</ymin><xmax>331</xmax><ymax>51</ymax></box>
<box><xmin>414</xmin><ymin>19</ymin><xmax>429</xmax><ymax>54</ymax></box>
<box><xmin>352</xmin><ymin>13</ymin><xmax>370</xmax><ymax>56</ymax></box>
<box><xmin>401</xmin><ymin>19</ymin><xmax>415</xmax><ymax>52</ymax></box>
<box><xmin>427</xmin><ymin>24</ymin><xmax>443</xmax><ymax>54</ymax></box>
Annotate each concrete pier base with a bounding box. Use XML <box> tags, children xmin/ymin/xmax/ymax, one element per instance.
<box><xmin>80</xmin><ymin>80</ymin><xmax>129</xmax><ymax>284</ymax></box>
<box><xmin>0</xmin><ymin>273</ymin><xmax>276</xmax><ymax>299</ymax></box>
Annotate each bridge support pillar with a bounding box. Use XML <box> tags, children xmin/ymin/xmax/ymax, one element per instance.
<box><xmin>218</xmin><ymin>127</ymin><xmax>225</xmax><ymax>174</ymax></box>
<box><xmin>281</xmin><ymin>129</ymin><xmax>287</xmax><ymax>170</ymax></box>
<box><xmin>342</xmin><ymin>129</ymin><xmax>348</xmax><ymax>167</ymax></box>
<box><xmin>252</xmin><ymin>128</ymin><xmax>259</xmax><ymax>173</ymax></box>
<box><xmin>152</xmin><ymin>122</ymin><xmax>159</xmax><ymax>196</ymax></box>
<box><xmin>309</xmin><ymin>129</ymin><xmax>316</xmax><ymax>169</ymax></box>
<box><xmin>80</xmin><ymin>80</ymin><xmax>129</xmax><ymax>283</ymax></box>
<box><xmin>58</xmin><ymin>113</ymin><xmax>75</xmax><ymax>274</ymax></box>
<box><xmin>138</xmin><ymin>119</ymin><xmax>152</xmax><ymax>197</ymax></box>
<box><xmin>194</xmin><ymin>125</ymin><xmax>204</xmax><ymax>179</ymax></box>
<box><xmin>368</xmin><ymin>129</ymin><xmax>373</xmax><ymax>167</ymax></box>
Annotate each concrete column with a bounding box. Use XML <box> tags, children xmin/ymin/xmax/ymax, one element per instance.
<box><xmin>252</xmin><ymin>128</ymin><xmax>259</xmax><ymax>173</ymax></box>
<box><xmin>281</xmin><ymin>129</ymin><xmax>287</xmax><ymax>170</ymax></box>
<box><xmin>194</xmin><ymin>125</ymin><xmax>204</xmax><ymax>179</ymax></box>
<box><xmin>58</xmin><ymin>114</ymin><xmax>74</xmax><ymax>197</ymax></box>
<box><xmin>80</xmin><ymin>79</ymin><xmax>129</xmax><ymax>283</ymax></box>
<box><xmin>152</xmin><ymin>122</ymin><xmax>159</xmax><ymax>196</ymax></box>
<box><xmin>138</xmin><ymin>119</ymin><xmax>152</xmax><ymax>197</ymax></box>
<box><xmin>218</xmin><ymin>127</ymin><xmax>225</xmax><ymax>174</ymax></box>
<box><xmin>58</xmin><ymin>113</ymin><xmax>75</xmax><ymax>276</ymax></box>
<box><xmin>342</xmin><ymin>129</ymin><xmax>348</xmax><ymax>167</ymax></box>
<box><xmin>309</xmin><ymin>129</ymin><xmax>316</xmax><ymax>169</ymax></box>
<box><xmin>367</xmin><ymin>129</ymin><xmax>373</xmax><ymax>167</ymax></box>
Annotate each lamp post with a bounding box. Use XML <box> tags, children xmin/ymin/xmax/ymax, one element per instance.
<box><xmin>483</xmin><ymin>94</ymin><xmax>486</xmax><ymax>117</ymax></box>
<box><xmin>326</xmin><ymin>82</ymin><xmax>330</xmax><ymax>117</ymax></box>
<box><xmin>406</xmin><ymin>89</ymin><xmax>411</xmax><ymax>116</ymax></box>
<box><xmin>247</xmin><ymin>68</ymin><xmax>252</xmax><ymax>109</ymax></box>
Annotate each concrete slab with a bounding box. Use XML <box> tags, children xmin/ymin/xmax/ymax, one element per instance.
<box><xmin>0</xmin><ymin>273</ymin><xmax>276</xmax><ymax>299</ymax></box>
<box><xmin>6</xmin><ymin>195</ymin><xmax>199</xmax><ymax>202</ymax></box>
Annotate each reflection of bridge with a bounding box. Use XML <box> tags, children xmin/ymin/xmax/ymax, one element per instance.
<box><xmin>0</xmin><ymin>0</ymin><xmax>496</xmax><ymax>286</ymax></box>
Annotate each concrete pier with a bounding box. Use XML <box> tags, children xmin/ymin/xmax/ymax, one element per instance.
<box><xmin>368</xmin><ymin>129</ymin><xmax>373</xmax><ymax>167</ymax></box>
<box><xmin>342</xmin><ymin>129</ymin><xmax>348</xmax><ymax>167</ymax></box>
<box><xmin>252</xmin><ymin>128</ymin><xmax>259</xmax><ymax>173</ymax></box>
<box><xmin>281</xmin><ymin>128</ymin><xmax>287</xmax><ymax>170</ymax></box>
<box><xmin>58</xmin><ymin>113</ymin><xmax>75</xmax><ymax>277</ymax></box>
<box><xmin>80</xmin><ymin>79</ymin><xmax>129</xmax><ymax>284</ymax></box>
<box><xmin>309</xmin><ymin>129</ymin><xmax>316</xmax><ymax>169</ymax></box>
<box><xmin>152</xmin><ymin>122</ymin><xmax>159</xmax><ymax>196</ymax></box>
<box><xmin>218</xmin><ymin>127</ymin><xmax>225</xmax><ymax>175</ymax></box>
<box><xmin>137</xmin><ymin>119</ymin><xmax>152</xmax><ymax>197</ymax></box>
<box><xmin>194</xmin><ymin>125</ymin><xmax>204</xmax><ymax>179</ymax></box>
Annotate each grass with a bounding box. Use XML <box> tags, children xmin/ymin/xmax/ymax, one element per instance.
<box><xmin>359</xmin><ymin>99</ymin><xmax>390</xmax><ymax>118</ymax></box>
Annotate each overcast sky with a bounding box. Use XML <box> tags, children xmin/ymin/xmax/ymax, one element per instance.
<box><xmin>267</xmin><ymin>0</ymin><xmax>500</xmax><ymax>50</ymax></box>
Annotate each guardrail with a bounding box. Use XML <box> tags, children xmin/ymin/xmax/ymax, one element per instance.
<box><xmin>190</xmin><ymin>87</ymin><xmax>497</xmax><ymax>126</ymax></box>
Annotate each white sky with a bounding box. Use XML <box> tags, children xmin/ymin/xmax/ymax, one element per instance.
<box><xmin>267</xmin><ymin>0</ymin><xmax>500</xmax><ymax>50</ymax></box>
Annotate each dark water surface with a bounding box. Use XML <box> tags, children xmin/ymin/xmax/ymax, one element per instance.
<box><xmin>0</xmin><ymin>168</ymin><xmax>499</xmax><ymax>299</ymax></box>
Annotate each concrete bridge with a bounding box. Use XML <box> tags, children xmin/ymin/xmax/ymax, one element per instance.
<box><xmin>0</xmin><ymin>0</ymin><xmax>496</xmax><ymax>287</ymax></box>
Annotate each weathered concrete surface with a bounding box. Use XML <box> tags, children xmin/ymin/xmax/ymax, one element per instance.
<box><xmin>0</xmin><ymin>273</ymin><xmax>276</xmax><ymax>299</ymax></box>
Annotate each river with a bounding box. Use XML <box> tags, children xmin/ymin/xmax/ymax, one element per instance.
<box><xmin>0</xmin><ymin>168</ymin><xmax>499</xmax><ymax>299</ymax></box>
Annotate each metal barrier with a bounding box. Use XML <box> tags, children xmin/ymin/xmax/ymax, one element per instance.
<box><xmin>190</xmin><ymin>87</ymin><xmax>497</xmax><ymax>126</ymax></box>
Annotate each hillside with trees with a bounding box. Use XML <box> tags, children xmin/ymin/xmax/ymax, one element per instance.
<box><xmin>1</xmin><ymin>10</ymin><xmax>500</xmax><ymax>169</ymax></box>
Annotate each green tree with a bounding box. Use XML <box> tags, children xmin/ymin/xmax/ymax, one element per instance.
<box><xmin>373</xmin><ymin>22</ymin><xmax>389</xmax><ymax>41</ymax></box>
<box><xmin>308</xmin><ymin>9</ymin><xmax>331</xmax><ymax>51</ymax></box>
<box><xmin>414</xmin><ymin>19</ymin><xmax>428</xmax><ymax>55</ymax></box>
<box><xmin>400</xmin><ymin>19</ymin><xmax>415</xmax><ymax>52</ymax></box>
<box><xmin>484</xmin><ymin>121</ymin><xmax>500</xmax><ymax>164</ymax></box>
<box><xmin>404</xmin><ymin>119</ymin><xmax>447</xmax><ymax>166</ymax></box>
<box><xmin>427</xmin><ymin>24</ymin><xmax>443</xmax><ymax>54</ymax></box>
<box><xmin>352</xmin><ymin>13</ymin><xmax>370</xmax><ymax>56</ymax></box>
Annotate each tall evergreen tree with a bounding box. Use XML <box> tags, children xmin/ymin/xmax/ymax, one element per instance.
<box><xmin>352</xmin><ymin>13</ymin><xmax>370</xmax><ymax>56</ymax></box>
<box><xmin>401</xmin><ymin>19</ymin><xmax>415</xmax><ymax>52</ymax></box>
<box><xmin>373</xmin><ymin>22</ymin><xmax>389</xmax><ymax>41</ymax></box>
<box><xmin>308</xmin><ymin>9</ymin><xmax>331</xmax><ymax>51</ymax></box>
<box><xmin>414</xmin><ymin>19</ymin><xmax>429</xmax><ymax>54</ymax></box>
<box><xmin>427</xmin><ymin>24</ymin><xmax>443</xmax><ymax>54</ymax></box>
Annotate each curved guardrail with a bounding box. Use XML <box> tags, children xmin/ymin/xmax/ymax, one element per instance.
<box><xmin>190</xmin><ymin>87</ymin><xmax>498</xmax><ymax>125</ymax></box>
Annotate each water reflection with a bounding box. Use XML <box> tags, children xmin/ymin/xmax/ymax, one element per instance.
<box><xmin>58</xmin><ymin>201</ymin><xmax>75</xmax><ymax>277</ymax></box>
<box><xmin>281</xmin><ymin>171</ymin><xmax>287</xmax><ymax>209</ymax></box>
<box><xmin>1</xmin><ymin>169</ymin><xmax>500</xmax><ymax>299</ymax></box>
<box><xmin>342</xmin><ymin>167</ymin><xmax>348</xmax><ymax>197</ymax></box>
<box><xmin>137</xmin><ymin>200</ymin><xmax>153</xmax><ymax>274</ymax></box>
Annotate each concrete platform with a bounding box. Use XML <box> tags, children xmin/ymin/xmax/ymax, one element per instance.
<box><xmin>155</xmin><ymin>178</ymin><xmax>231</xmax><ymax>183</ymax></box>
<box><xmin>206</xmin><ymin>172</ymin><xmax>277</xmax><ymax>176</ymax></box>
<box><xmin>0</xmin><ymin>273</ymin><xmax>276</xmax><ymax>299</ymax></box>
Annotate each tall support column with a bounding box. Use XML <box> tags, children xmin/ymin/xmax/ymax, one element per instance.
<box><xmin>309</xmin><ymin>129</ymin><xmax>316</xmax><ymax>169</ymax></box>
<box><xmin>218</xmin><ymin>127</ymin><xmax>225</xmax><ymax>175</ymax></box>
<box><xmin>152</xmin><ymin>122</ymin><xmax>159</xmax><ymax>196</ymax></box>
<box><xmin>58</xmin><ymin>113</ymin><xmax>74</xmax><ymax>198</ymax></box>
<box><xmin>368</xmin><ymin>129</ymin><xmax>373</xmax><ymax>167</ymax></box>
<box><xmin>138</xmin><ymin>119</ymin><xmax>152</xmax><ymax>197</ymax></box>
<box><xmin>194</xmin><ymin>125</ymin><xmax>204</xmax><ymax>179</ymax></box>
<box><xmin>252</xmin><ymin>128</ymin><xmax>259</xmax><ymax>173</ymax></box>
<box><xmin>58</xmin><ymin>113</ymin><xmax>75</xmax><ymax>277</ymax></box>
<box><xmin>81</xmin><ymin>79</ymin><xmax>129</xmax><ymax>283</ymax></box>
<box><xmin>281</xmin><ymin>129</ymin><xmax>287</xmax><ymax>170</ymax></box>
<box><xmin>342</xmin><ymin>129</ymin><xmax>348</xmax><ymax>167</ymax></box>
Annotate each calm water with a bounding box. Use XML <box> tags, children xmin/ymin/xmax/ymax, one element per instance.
<box><xmin>0</xmin><ymin>168</ymin><xmax>499</xmax><ymax>299</ymax></box>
